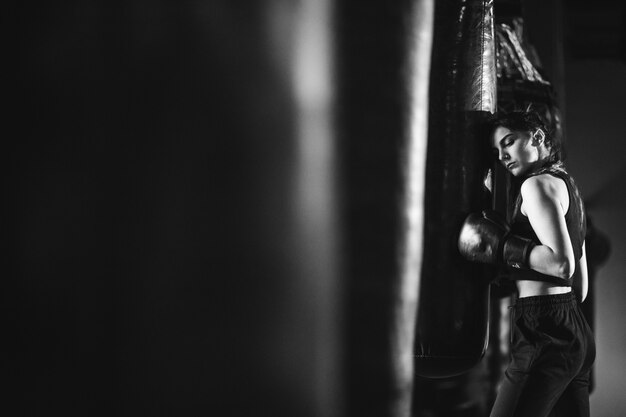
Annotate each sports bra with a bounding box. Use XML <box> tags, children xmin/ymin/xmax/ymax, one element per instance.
<box><xmin>508</xmin><ymin>163</ymin><xmax>586</xmax><ymax>286</ymax></box>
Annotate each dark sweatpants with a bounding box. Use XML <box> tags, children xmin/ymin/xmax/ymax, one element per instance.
<box><xmin>490</xmin><ymin>292</ymin><xmax>596</xmax><ymax>417</ymax></box>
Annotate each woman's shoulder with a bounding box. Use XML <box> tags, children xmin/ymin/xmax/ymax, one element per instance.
<box><xmin>521</xmin><ymin>173</ymin><xmax>564</xmax><ymax>191</ymax></box>
<box><xmin>520</xmin><ymin>173</ymin><xmax>568</xmax><ymax>208</ymax></box>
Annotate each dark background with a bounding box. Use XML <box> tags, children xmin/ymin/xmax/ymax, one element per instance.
<box><xmin>6</xmin><ymin>2</ymin><xmax>317</xmax><ymax>416</ymax></box>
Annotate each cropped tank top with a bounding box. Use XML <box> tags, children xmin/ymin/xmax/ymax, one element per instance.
<box><xmin>509</xmin><ymin>163</ymin><xmax>587</xmax><ymax>286</ymax></box>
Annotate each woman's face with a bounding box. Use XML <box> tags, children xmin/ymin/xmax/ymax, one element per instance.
<box><xmin>491</xmin><ymin>126</ymin><xmax>542</xmax><ymax>177</ymax></box>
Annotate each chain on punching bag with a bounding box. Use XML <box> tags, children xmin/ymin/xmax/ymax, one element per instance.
<box><xmin>413</xmin><ymin>0</ymin><xmax>496</xmax><ymax>378</ymax></box>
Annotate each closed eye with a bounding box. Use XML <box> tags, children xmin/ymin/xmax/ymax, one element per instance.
<box><xmin>499</xmin><ymin>134</ymin><xmax>515</xmax><ymax>148</ymax></box>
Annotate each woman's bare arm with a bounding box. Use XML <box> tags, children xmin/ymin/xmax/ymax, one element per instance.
<box><xmin>578</xmin><ymin>241</ymin><xmax>589</xmax><ymax>301</ymax></box>
<box><xmin>521</xmin><ymin>175</ymin><xmax>576</xmax><ymax>280</ymax></box>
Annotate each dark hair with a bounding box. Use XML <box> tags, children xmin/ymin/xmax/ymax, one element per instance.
<box><xmin>489</xmin><ymin>111</ymin><xmax>562</xmax><ymax>163</ymax></box>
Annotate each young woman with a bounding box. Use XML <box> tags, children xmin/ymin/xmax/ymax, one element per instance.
<box><xmin>458</xmin><ymin>111</ymin><xmax>596</xmax><ymax>417</ymax></box>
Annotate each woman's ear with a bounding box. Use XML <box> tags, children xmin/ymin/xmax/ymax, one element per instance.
<box><xmin>532</xmin><ymin>129</ymin><xmax>545</xmax><ymax>145</ymax></box>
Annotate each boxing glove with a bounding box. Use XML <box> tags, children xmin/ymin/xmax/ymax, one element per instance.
<box><xmin>458</xmin><ymin>210</ymin><xmax>536</xmax><ymax>269</ymax></box>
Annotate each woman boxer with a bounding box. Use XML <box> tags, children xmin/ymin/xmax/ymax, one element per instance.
<box><xmin>458</xmin><ymin>111</ymin><xmax>595</xmax><ymax>417</ymax></box>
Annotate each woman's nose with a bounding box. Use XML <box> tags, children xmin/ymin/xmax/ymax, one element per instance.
<box><xmin>499</xmin><ymin>151</ymin><xmax>510</xmax><ymax>161</ymax></box>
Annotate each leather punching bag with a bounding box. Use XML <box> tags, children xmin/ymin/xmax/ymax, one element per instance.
<box><xmin>413</xmin><ymin>0</ymin><xmax>497</xmax><ymax>378</ymax></box>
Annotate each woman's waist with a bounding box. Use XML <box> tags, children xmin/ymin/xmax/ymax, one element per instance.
<box><xmin>516</xmin><ymin>280</ymin><xmax>572</xmax><ymax>299</ymax></box>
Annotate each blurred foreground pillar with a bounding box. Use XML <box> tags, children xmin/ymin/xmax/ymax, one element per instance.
<box><xmin>336</xmin><ymin>1</ymin><xmax>434</xmax><ymax>416</ymax></box>
<box><xmin>211</xmin><ymin>1</ymin><xmax>341</xmax><ymax>416</ymax></box>
<box><xmin>8</xmin><ymin>1</ymin><xmax>345</xmax><ymax>416</ymax></box>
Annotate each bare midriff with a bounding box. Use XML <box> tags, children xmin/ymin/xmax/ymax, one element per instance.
<box><xmin>517</xmin><ymin>280</ymin><xmax>571</xmax><ymax>298</ymax></box>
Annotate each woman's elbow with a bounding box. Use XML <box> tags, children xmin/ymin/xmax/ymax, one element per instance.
<box><xmin>555</xmin><ymin>257</ymin><xmax>575</xmax><ymax>280</ymax></box>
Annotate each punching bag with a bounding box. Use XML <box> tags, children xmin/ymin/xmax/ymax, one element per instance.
<box><xmin>413</xmin><ymin>0</ymin><xmax>497</xmax><ymax>378</ymax></box>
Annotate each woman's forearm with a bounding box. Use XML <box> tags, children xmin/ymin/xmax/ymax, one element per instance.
<box><xmin>528</xmin><ymin>243</ymin><xmax>575</xmax><ymax>280</ymax></box>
